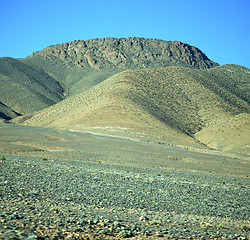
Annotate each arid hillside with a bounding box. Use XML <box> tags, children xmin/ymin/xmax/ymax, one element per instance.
<box><xmin>13</xmin><ymin>64</ymin><xmax>250</xmax><ymax>153</ymax></box>
<box><xmin>195</xmin><ymin>113</ymin><xmax>249</xmax><ymax>153</ymax></box>
<box><xmin>22</xmin><ymin>37</ymin><xmax>219</xmax><ymax>96</ymax></box>
<box><xmin>0</xmin><ymin>38</ymin><xmax>219</xmax><ymax>120</ymax></box>
<box><xmin>0</xmin><ymin>57</ymin><xmax>64</xmax><ymax>119</ymax></box>
<box><xmin>0</xmin><ymin>102</ymin><xmax>20</xmax><ymax>120</ymax></box>
<box><xmin>1</xmin><ymin>37</ymin><xmax>249</xmax><ymax>240</ymax></box>
<box><xmin>1</xmin><ymin>38</ymin><xmax>249</xmax><ymax>153</ymax></box>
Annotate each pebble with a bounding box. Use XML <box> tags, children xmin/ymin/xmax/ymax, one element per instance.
<box><xmin>0</xmin><ymin>153</ymin><xmax>249</xmax><ymax>239</ymax></box>
<box><xmin>25</xmin><ymin>235</ymin><xmax>37</xmax><ymax>240</ymax></box>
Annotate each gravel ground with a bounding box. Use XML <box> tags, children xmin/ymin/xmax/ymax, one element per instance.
<box><xmin>0</xmin><ymin>153</ymin><xmax>249</xmax><ymax>239</ymax></box>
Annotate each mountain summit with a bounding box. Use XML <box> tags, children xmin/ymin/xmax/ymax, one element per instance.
<box><xmin>30</xmin><ymin>37</ymin><xmax>219</xmax><ymax>70</ymax></box>
<box><xmin>22</xmin><ymin>37</ymin><xmax>219</xmax><ymax>96</ymax></box>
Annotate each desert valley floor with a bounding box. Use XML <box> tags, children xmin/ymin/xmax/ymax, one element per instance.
<box><xmin>0</xmin><ymin>123</ymin><xmax>249</xmax><ymax>239</ymax></box>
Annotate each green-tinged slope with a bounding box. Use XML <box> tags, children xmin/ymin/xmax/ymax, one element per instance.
<box><xmin>21</xmin><ymin>54</ymin><xmax>122</xmax><ymax>96</ymax></box>
<box><xmin>200</xmin><ymin>64</ymin><xmax>250</xmax><ymax>105</ymax></box>
<box><xmin>13</xmin><ymin>65</ymin><xmax>250</xmax><ymax>152</ymax></box>
<box><xmin>0</xmin><ymin>101</ymin><xmax>20</xmax><ymax>120</ymax></box>
<box><xmin>0</xmin><ymin>57</ymin><xmax>64</xmax><ymax>116</ymax></box>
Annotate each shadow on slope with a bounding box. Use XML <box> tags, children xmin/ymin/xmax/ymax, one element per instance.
<box><xmin>21</xmin><ymin>54</ymin><xmax>122</xmax><ymax>96</ymax></box>
<box><xmin>0</xmin><ymin>57</ymin><xmax>64</xmax><ymax>116</ymax></box>
<box><xmin>0</xmin><ymin>102</ymin><xmax>21</xmax><ymax>121</ymax></box>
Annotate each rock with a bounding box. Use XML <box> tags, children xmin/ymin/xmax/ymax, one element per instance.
<box><xmin>97</xmin><ymin>221</ymin><xmax>106</xmax><ymax>227</ymax></box>
<box><xmin>87</xmin><ymin>219</ymin><xmax>93</xmax><ymax>225</ymax></box>
<box><xmin>10</xmin><ymin>213</ymin><xmax>22</xmax><ymax>219</ymax></box>
<box><xmin>130</xmin><ymin>225</ymin><xmax>136</xmax><ymax>231</ymax></box>
<box><xmin>78</xmin><ymin>218</ymin><xmax>86</xmax><ymax>224</ymax></box>
<box><xmin>93</xmin><ymin>218</ymin><xmax>99</xmax><ymax>224</ymax></box>
<box><xmin>139</xmin><ymin>215</ymin><xmax>149</xmax><ymax>221</ymax></box>
<box><xmin>113</xmin><ymin>220</ymin><xmax>120</xmax><ymax>228</ymax></box>
<box><xmin>25</xmin><ymin>235</ymin><xmax>37</xmax><ymax>240</ymax></box>
<box><xmin>85</xmin><ymin>55</ymin><xmax>96</xmax><ymax>67</ymax></box>
<box><xmin>99</xmin><ymin>229</ymin><xmax>108</xmax><ymax>235</ymax></box>
<box><xmin>155</xmin><ymin>231</ymin><xmax>165</xmax><ymax>237</ymax></box>
<box><xmin>34</xmin><ymin>37</ymin><xmax>219</xmax><ymax>70</ymax></box>
<box><xmin>118</xmin><ymin>230</ymin><xmax>133</xmax><ymax>238</ymax></box>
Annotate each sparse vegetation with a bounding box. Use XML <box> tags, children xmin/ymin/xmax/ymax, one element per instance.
<box><xmin>10</xmin><ymin>63</ymin><xmax>249</xmax><ymax>153</ymax></box>
<box><xmin>1</xmin><ymin>38</ymin><xmax>249</xmax><ymax>153</ymax></box>
<box><xmin>0</xmin><ymin>38</ymin><xmax>249</xmax><ymax>240</ymax></box>
<box><xmin>0</xmin><ymin>57</ymin><xmax>64</xmax><ymax>120</ymax></box>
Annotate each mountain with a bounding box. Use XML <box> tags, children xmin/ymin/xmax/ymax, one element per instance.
<box><xmin>13</xmin><ymin>64</ymin><xmax>250</xmax><ymax>153</ymax></box>
<box><xmin>0</xmin><ymin>57</ymin><xmax>64</xmax><ymax>119</ymax></box>
<box><xmin>21</xmin><ymin>37</ymin><xmax>219</xmax><ymax>96</ymax></box>
<box><xmin>3</xmin><ymin>37</ymin><xmax>219</xmax><ymax>120</ymax></box>
<box><xmin>1</xmin><ymin>37</ymin><xmax>249</xmax><ymax>153</ymax></box>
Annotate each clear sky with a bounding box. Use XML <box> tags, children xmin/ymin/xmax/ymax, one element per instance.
<box><xmin>1</xmin><ymin>0</ymin><xmax>250</xmax><ymax>68</ymax></box>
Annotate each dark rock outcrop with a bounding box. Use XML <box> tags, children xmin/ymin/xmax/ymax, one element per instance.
<box><xmin>31</xmin><ymin>37</ymin><xmax>219</xmax><ymax>70</ymax></box>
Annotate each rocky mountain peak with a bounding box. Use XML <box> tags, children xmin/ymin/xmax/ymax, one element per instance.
<box><xmin>31</xmin><ymin>37</ymin><xmax>219</xmax><ymax>70</ymax></box>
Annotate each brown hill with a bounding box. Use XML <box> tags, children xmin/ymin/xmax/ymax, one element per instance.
<box><xmin>195</xmin><ymin>113</ymin><xmax>249</xmax><ymax>154</ymax></box>
<box><xmin>2</xmin><ymin>38</ymin><xmax>249</xmax><ymax>153</ymax></box>
<box><xmin>13</xmin><ymin>64</ymin><xmax>250</xmax><ymax>152</ymax></box>
<box><xmin>22</xmin><ymin>37</ymin><xmax>219</xmax><ymax>96</ymax></box>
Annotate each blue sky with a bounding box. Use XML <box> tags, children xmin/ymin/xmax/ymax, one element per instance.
<box><xmin>1</xmin><ymin>0</ymin><xmax>250</xmax><ymax>68</ymax></box>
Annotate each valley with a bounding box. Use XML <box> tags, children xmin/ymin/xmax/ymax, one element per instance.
<box><xmin>0</xmin><ymin>37</ymin><xmax>249</xmax><ymax>239</ymax></box>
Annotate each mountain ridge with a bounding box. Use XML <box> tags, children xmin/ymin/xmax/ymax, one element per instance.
<box><xmin>22</xmin><ymin>37</ymin><xmax>219</xmax><ymax>96</ymax></box>
<box><xmin>29</xmin><ymin>37</ymin><xmax>219</xmax><ymax>70</ymax></box>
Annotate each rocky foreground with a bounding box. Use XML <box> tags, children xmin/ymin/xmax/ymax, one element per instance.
<box><xmin>0</xmin><ymin>153</ymin><xmax>249</xmax><ymax>239</ymax></box>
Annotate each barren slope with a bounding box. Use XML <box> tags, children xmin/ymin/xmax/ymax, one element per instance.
<box><xmin>13</xmin><ymin>65</ymin><xmax>249</xmax><ymax>152</ymax></box>
<box><xmin>195</xmin><ymin>113</ymin><xmax>250</xmax><ymax>154</ymax></box>
<box><xmin>0</xmin><ymin>102</ymin><xmax>20</xmax><ymax>120</ymax></box>
<box><xmin>1</xmin><ymin>38</ymin><xmax>219</xmax><ymax>121</ymax></box>
<box><xmin>0</xmin><ymin>57</ymin><xmax>64</xmax><ymax>117</ymax></box>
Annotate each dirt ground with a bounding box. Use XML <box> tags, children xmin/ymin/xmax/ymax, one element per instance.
<box><xmin>0</xmin><ymin>123</ymin><xmax>249</xmax><ymax>179</ymax></box>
